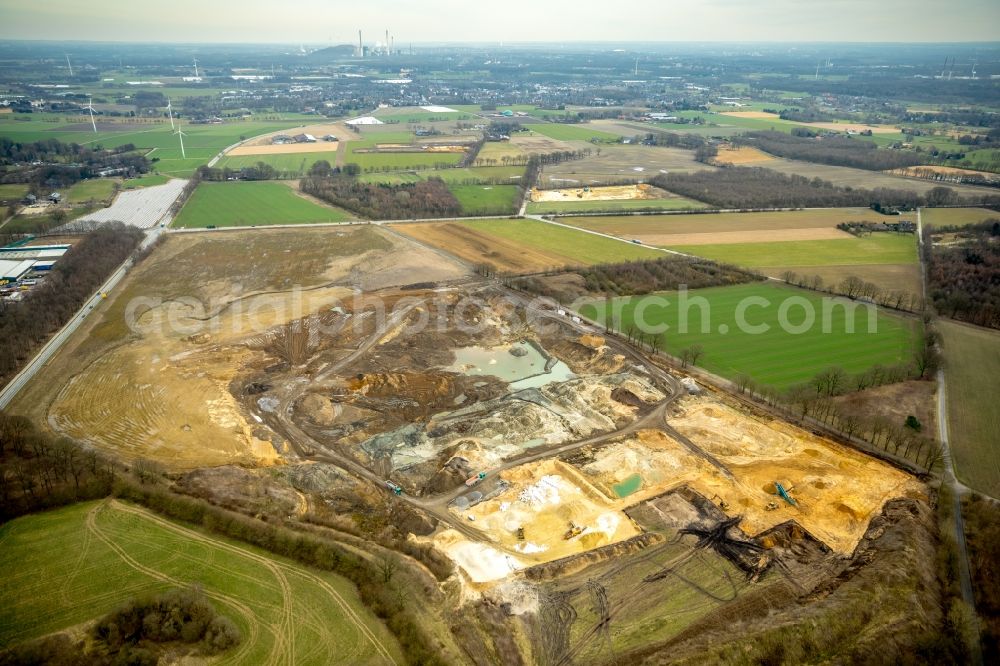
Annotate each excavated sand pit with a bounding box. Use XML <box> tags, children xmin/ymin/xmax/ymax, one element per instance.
<box><xmin>358</xmin><ymin>371</ymin><xmax>664</xmax><ymax>485</ymax></box>
<box><xmin>435</xmin><ymin>390</ymin><xmax>924</xmax><ymax>583</ymax></box>
<box><xmin>568</xmin><ymin>396</ymin><xmax>925</xmax><ymax>554</ymax></box>
<box><xmin>438</xmin><ymin>459</ymin><xmax>641</xmax><ymax>581</ymax></box>
<box><xmin>28</xmin><ymin>226</ymin><xmax>469</xmax><ymax>469</ymax></box>
<box><xmin>664</xmin><ymin>397</ymin><xmax>925</xmax><ymax>553</ymax></box>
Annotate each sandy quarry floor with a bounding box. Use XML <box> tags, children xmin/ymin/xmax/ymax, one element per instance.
<box><xmin>531</xmin><ymin>183</ymin><xmax>671</xmax><ymax>202</ymax></box>
<box><xmin>29</xmin><ymin>226</ymin><xmax>468</xmax><ymax>470</ymax></box>
<box><xmin>437</xmin><ymin>391</ymin><xmax>924</xmax><ymax>583</ymax></box>
<box><xmin>49</xmin><ymin>287</ymin><xmax>351</xmax><ymax>468</ymax></box>
<box><xmin>439</xmin><ymin>459</ymin><xmax>642</xmax><ymax>582</ymax></box>
<box><xmin>663</xmin><ymin>396</ymin><xmax>925</xmax><ymax>553</ymax></box>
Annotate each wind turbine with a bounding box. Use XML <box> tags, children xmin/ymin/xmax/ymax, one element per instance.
<box><xmin>166</xmin><ymin>97</ymin><xmax>175</xmax><ymax>130</ymax></box>
<box><xmin>65</xmin><ymin>54</ymin><xmax>74</xmax><ymax>77</ymax></box>
<box><xmin>84</xmin><ymin>97</ymin><xmax>97</xmax><ymax>133</ymax></box>
<box><xmin>192</xmin><ymin>58</ymin><xmax>199</xmax><ymax>78</ymax></box>
<box><xmin>175</xmin><ymin>127</ymin><xmax>187</xmax><ymax>159</ymax></box>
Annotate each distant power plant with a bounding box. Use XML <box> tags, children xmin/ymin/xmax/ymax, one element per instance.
<box><xmin>355</xmin><ymin>28</ymin><xmax>395</xmax><ymax>58</ymax></box>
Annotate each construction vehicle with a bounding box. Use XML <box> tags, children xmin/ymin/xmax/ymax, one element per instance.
<box><xmin>563</xmin><ymin>522</ymin><xmax>584</xmax><ymax>540</ymax></box>
<box><xmin>710</xmin><ymin>494</ymin><xmax>730</xmax><ymax>510</ymax></box>
<box><xmin>465</xmin><ymin>471</ymin><xmax>487</xmax><ymax>487</ymax></box>
<box><xmin>385</xmin><ymin>481</ymin><xmax>403</xmax><ymax>496</ymax></box>
<box><xmin>516</xmin><ymin>527</ymin><xmax>525</xmax><ymax>541</ymax></box>
<box><xmin>774</xmin><ymin>482</ymin><xmax>797</xmax><ymax>506</ymax></box>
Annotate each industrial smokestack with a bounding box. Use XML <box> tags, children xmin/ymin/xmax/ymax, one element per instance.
<box><xmin>385</xmin><ymin>29</ymin><xmax>390</xmax><ymax>55</ymax></box>
<box><xmin>358</xmin><ymin>30</ymin><xmax>363</xmax><ymax>58</ymax></box>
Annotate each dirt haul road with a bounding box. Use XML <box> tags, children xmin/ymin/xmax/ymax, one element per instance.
<box><xmin>262</xmin><ymin>282</ymin><xmax>693</xmax><ymax>542</ymax></box>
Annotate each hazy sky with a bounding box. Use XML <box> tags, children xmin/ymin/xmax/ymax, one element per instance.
<box><xmin>0</xmin><ymin>0</ymin><xmax>998</xmax><ymax>43</ymax></box>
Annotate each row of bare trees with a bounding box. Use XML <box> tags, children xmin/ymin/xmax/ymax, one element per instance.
<box><xmin>736</xmin><ymin>130</ymin><xmax>924</xmax><ymax>171</ymax></box>
<box><xmin>778</xmin><ymin>269</ymin><xmax>924</xmax><ymax>314</ymax></box>
<box><xmin>0</xmin><ymin>412</ymin><xmax>119</xmax><ymax>521</ymax></box>
<box><xmin>0</xmin><ymin>223</ymin><xmax>144</xmax><ymax>386</ymax></box>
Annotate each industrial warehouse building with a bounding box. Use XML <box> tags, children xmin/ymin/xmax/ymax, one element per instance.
<box><xmin>0</xmin><ymin>244</ymin><xmax>71</xmax><ymax>283</ymax></box>
<box><xmin>0</xmin><ymin>259</ymin><xmax>35</xmax><ymax>283</ymax></box>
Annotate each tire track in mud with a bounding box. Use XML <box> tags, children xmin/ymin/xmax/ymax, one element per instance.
<box><xmin>110</xmin><ymin>501</ymin><xmax>395</xmax><ymax>665</ymax></box>
<box><xmin>85</xmin><ymin>502</ymin><xmax>264</xmax><ymax>665</ymax></box>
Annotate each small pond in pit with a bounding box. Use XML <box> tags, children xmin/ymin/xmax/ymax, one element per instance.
<box><xmin>613</xmin><ymin>473</ymin><xmax>643</xmax><ymax>498</ymax></box>
<box><xmin>446</xmin><ymin>341</ymin><xmax>575</xmax><ymax>390</ymax></box>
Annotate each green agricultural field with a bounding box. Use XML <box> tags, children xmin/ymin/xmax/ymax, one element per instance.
<box><xmin>938</xmin><ymin>320</ymin><xmax>1000</xmax><ymax>497</ymax></box>
<box><xmin>346</xmin><ymin>151</ymin><xmax>464</xmax><ymax>172</ymax></box>
<box><xmin>449</xmin><ymin>184</ymin><xmax>520</xmax><ymax>215</ymax></box>
<box><xmin>579</xmin><ymin>282</ymin><xmax>919</xmax><ymax>389</ymax></box>
<box><xmin>670</xmin><ymin>111</ymin><xmax>807</xmax><ymax>134</ymax></box>
<box><xmin>173</xmin><ymin>182</ymin><xmax>353</xmax><ymax>228</ymax></box>
<box><xmin>528</xmin><ymin>123</ymin><xmax>622</xmax><ymax>142</ymax></box>
<box><xmin>337</xmin><ymin>131</ymin><xmax>466</xmax><ymax>171</ymax></box>
<box><xmin>462</xmin><ymin>218</ymin><xmax>663</xmax><ymax>265</ymax></box>
<box><xmin>124</xmin><ymin>173</ymin><xmax>173</xmax><ymax>189</ymax></box>
<box><xmin>0</xmin><ymin>500</ymin><xmax>401</xmax><ymax>665</ymax></box>
<box><xmin>0</xmin><ymin>114</ymin><xmax>308</xmax><ymax>177</ymax></box>
<box><xmin>563</xmin><ymin>208</ymin><xmax>916</xmax><ymax>236</ymax></box>
<box><xmin>956</xmin><ymin>147</ymin><xmax>1000</xmax><ymax>172</ymax></box>
<box><xmin>374</xmin><ymin>110</ymin><xmax>476</xmax><ymax>123</ymax></box>
<box><xmin>0</xmin><ymin>183</ymin><xmax>29</xmax><ymax>202</ymax></box>
<box><xmin>213</xmin><ymin>152</ymin><xmax>344</xmax><ymax>175</ymax></box>
<box><xmin>922</xmin><ymin>207</ymin><xmax>999</xmax><ymax>228</ymax></box>
<box><xmin>64</xmin><ymin>178</ymin><xmax>117</xmax><ymax>203</ymax></box>
<box><xmin>527</xmin><ymin>197</ymin><xmax>707</xmax><ymax>214</ymax></box>
<box><xmin>358</xmin><ymin>165</ymin><xmax>525</xmax><ymax>185</ymax></box>
<box><xmin>669</xmin><ymin>234</ymin><xmax>918</xmax><ymax>268</ymax></box>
